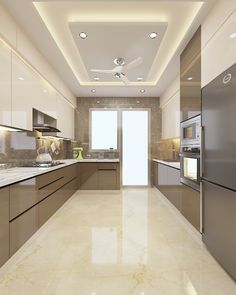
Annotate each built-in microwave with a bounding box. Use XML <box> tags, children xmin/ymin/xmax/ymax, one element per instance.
<box><xmin>180</xmin><ymin>115</ymin><xmax>201</xmax><ymax>147</ymax></box>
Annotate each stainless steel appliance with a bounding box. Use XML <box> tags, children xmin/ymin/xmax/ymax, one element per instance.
<box><xmin>180</xmin><ymin>115</ymin><xmax>201</xmax><ymax>147</ymax></box>
<box><xmin>180</xmin><ymin>115</ymin><xmax>201</xmax><ymax>191</ymax></box>
<box><xmin>202</xmin><ymin>63</ymin><xmax>236</xmax><ymax>281</ymax></box>
<box><xmin>180</xmin><ymin>146</ymin><xmax>200</xmax><ymax>191</ymax></box>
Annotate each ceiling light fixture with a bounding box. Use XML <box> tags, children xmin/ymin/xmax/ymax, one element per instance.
<box><xmin>140</xmin><ymin>89</ymin><xmax>145</xmax><ymax>93</ymax></box>
<box><xmin>94</xmin><ymin>77</ymin><xmax>99</xmax><ymax>81</ymax></box>
<box><xmin>187</xmin><ymin>77</ymin><xmax>193</xmax><ymax>81</ymax></box>
<box><xmin>17</xmin><ymin>77</ymin><xmax>24</xmax><ymax>81</ymax></box>
<box><xmin>137</xmin><ymin>77</ymin><xmax>143</xmax><ymax>81</ymax></box>
<box><xmin>230</xmin><ymin>32</ymin><xmax>236</xmax><ymax>39</ymax></box>
<box><xmin>91</xmin><ymin>89</ymin><xmax>96</xmax><ymax>93</ymax></box>
<box><xmin>149</xmin><ymin>32</ymin><xmax>157</xmax><ymax>39</ymax></box>
<box><xmin>79</xmin><ymin>32</ymin><xmax>87</xmax><ymax>39</ymax></box>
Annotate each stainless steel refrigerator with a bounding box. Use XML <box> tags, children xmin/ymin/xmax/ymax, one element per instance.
<box><xmin>202</xmin><ymin>62</ymin><xmax>236</xmax><ymax>280</ymax></box>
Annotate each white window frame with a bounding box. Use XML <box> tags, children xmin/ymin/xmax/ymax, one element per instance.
<box><xmin>89</xmin><ymin>108</ymin><xmax>120</xmax><ymax>152</ymax></box>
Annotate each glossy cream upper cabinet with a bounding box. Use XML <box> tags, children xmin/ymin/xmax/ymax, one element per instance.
<box><xmin>202</xmin><ymin>10</ymin><xmax>236</xmax><ymax>87</ymax></box>
<box><xmin>57</xmin><ymin>94</ymin><xmax>74</xmax><ymax>139</ymax></box>
<box><xmin>161</xmin><ymin>91</ymin><xmax>180</xmax><ymax>139</ymax></box>
<box><xmin>34</xmin><ymin>76</ymin><xmax>57</xmax><ymax>120</ymax></box>
<box><xmin>0</xmin><ymin>40</ymin><xmax>11</xmax><ymax>126</ymax></box>
<box><xmin>11</xmin><ymin>53</ymin><xmax>36</xmax><ymax>130</ymax></box>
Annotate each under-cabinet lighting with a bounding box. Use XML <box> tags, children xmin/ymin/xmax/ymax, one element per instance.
<box><xmin>38</xmin><ymin>136</ymin><xmax>70</xmax><ymax>141</ymax></box>
<box><xmin>0</xmin><ymin>126</ymin><xmax>21</xmax><ymax>132</ymax></box>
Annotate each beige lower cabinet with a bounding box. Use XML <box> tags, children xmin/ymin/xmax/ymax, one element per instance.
<box><xmin>79</xmin><ymin>163</ymin><xmax>120</xmax><ymax>190</ymax></box>
<box><xmin>0</xmin><ymin>187</ymin><xmax>10</xmax><ymax>267</ymax></box>
<box><xmin>79</xmin><ymin>163</ymin><xmax>98</xmax><ymax>189</ymax></box>
<box><xmin>153</xmin><ymin>161</ymin><xmax>200</xmax><ymax>231</ymax></box>
<box><xmin>10</xmin><ymin>205</ymin><xmax>38</xmax><ymax>256</ymax></box>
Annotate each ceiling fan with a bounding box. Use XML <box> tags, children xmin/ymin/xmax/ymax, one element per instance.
<box><xmin>90</xmin><ymin>57</ymin><xmax>143</xmax><ymax>85</ymax></box>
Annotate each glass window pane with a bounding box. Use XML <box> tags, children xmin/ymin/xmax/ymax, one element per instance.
<box><xmin>91</xmin><ymin>110</ymin><xmax>118</xmax><ymax>150</ymax></box>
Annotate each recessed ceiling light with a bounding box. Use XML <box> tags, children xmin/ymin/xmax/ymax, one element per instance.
<box><xmin>94</xmin><ymin>77</ymin><xmax>99</xmax><ymax>81</ymax></box>
<box><xmin>229</xmin><ymin>32</ymin><xmax>236</xmax><ymax>39</ymax></box>
<box><xmin>79</xmin><ymin>32</ymin><xmax>87</xmax><ymax>39</ymax></box>
<box><xmin>43</xmin><ymin>89</ymin><xmax>47</xmax><ymax>93</ymax></box>
<box><xmin>91</xmin><ymin>89</ymin><xmax>96</xmax><ymax>93</ymax></box>
<box><xmin>137</xmin><ymin>77</ymin><xmax>143</xmax><ymax>81</ymax></box>
<box><xmin>187</xmin><ymin>77</ymin><xmax>193</xmax><ymax>81</ymax></box>
<box><xmin>149</xmin><ymin>32</ymin><xmax>157</xmax><ymax>39</ymax></box>
<box><xmin>140</xmin><ymin>89</ymin><xmax>145</xmax><ymax>93</ymax></box>
<box><xmin>17</xmin><ymin>77</ymin><xmax>24</xmax><ymax>81</ymax></box>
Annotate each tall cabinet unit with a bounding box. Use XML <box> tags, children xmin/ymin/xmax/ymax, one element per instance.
<box><xmin>57</xmin><ymin>94</ymin><xmax>74</xmax><ymax>139</ymax></box>
<box><xmin>0</xmin><ymin>40</ymin><xmax>11</xmax><ymax>126</ymax></box>
<box><xmin>180</xmin><ymin>26</ymin><xmax>201</xmax><ymax>122</ymax></box>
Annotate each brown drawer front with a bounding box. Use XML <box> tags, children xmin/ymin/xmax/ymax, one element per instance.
<box><xmin>10</xmin><ymin>205</ymin><xmax>38</xmax><ymax>256</ymax></box>
<box><xmin>10</xmin><ymin>178</ymin><xmax>38</xmax><ymax>220</ymax></box>
<box><xmin>37</xmin><ymin>168</ymin><xmax>64</xmax><ymax>189</ymax></box>
<box><xmin>63</xmin><ymin>164</ymin><xmax>78</xmax><ymax>184</ymax></box>
<box><xmin>98</xmin><ymin>163</ymin><xmax>118</xmax><ymax>170</ymax></box>
<box><xmin>38</xmin><ymin>176</ymin><xmax>65</xmax><ymax>201</ymax></box>
<box><xmin>38</xmin><ymin>189</ymin><xmax>65</xmax><ymax>227</ymax></box>
<box><xmin>62</xmin><ymin>178</ymin><xmax>77</xmax><ymax>201</ymax></box>
<box><xmin>0</xmin><ymin>187</ymin><xmax>10</xmax><ymax>267</ymax></box>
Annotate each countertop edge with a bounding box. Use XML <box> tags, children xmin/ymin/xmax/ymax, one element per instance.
<box><xmin>0</xmin><ymin>159</ymin><xmax>120</xmax><ymax>188</ymax></box>
<box><xmin>152</xmin><ymin>159</ymin><xmax>180</xmax><ymax>170</ymax></box>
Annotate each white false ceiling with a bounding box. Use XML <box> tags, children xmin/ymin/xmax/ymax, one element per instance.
<box><xmin>1</xmin><ymin>0</ymin><xmax>216</xmax><ymax>97</ymax></box>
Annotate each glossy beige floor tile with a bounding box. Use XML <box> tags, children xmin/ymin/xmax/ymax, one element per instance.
<box><xmin>0</xmin><ymin>188</ymin><xmax>236</xmax><ymax>295</ymax></box>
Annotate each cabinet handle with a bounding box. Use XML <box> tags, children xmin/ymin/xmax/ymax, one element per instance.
<box><xmin>98</xmin><ymin>169</ymin><xmax>116</xmax><ymax>171</ymax></box>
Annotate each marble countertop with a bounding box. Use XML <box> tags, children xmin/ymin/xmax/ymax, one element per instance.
<box><xmin>152</xmin><ymin>159</ymin><xmax>180</xmax><ymax>170</ymax></box>
<box><xmin>0</xmin><ymin>159</ymin><xmax>120</xmax><ymax>188</ymax></box>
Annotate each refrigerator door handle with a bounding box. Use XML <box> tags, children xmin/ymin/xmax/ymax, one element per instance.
<box><xmin>200</xmin><ymin>126</ymin><xmax>204</xmax><ymax>178</ymax></box>
<box><xmin>200</xmin><ymin>181</ymin><xmax>203</xmax><ymax>233</ymax></box>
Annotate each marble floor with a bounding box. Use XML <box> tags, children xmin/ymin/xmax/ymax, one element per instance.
<box><xmin>0</xmin><ymin>188</ymin><xmax>236</xmax><ymax>295</ymax></box>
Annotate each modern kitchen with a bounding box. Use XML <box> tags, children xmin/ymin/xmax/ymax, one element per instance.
<box><xmin>0</xmin><ymin>0</ymin><xmax>236</xmax><ymax>294</ymax></box>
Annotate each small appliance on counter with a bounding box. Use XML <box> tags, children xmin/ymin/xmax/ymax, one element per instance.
<box><xmin>73</xmin><ymin>147</ymin><xmax>84</xmax><ymax>160</ymax></box>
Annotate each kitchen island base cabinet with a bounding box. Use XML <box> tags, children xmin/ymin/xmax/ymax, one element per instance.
<box><xmin>10</xmin><ymin>206</ymin><xmax>38</xmax><ymax>256</ymax></box>
<box><xmin>0</xmin><ymin>187</ymin><xmax>10</xmax><ymax>267</ymax></box>
<box><xmin>79</xmin><ymin>163</ymin><xmax>120</xmax><ymax>190</ymax></box>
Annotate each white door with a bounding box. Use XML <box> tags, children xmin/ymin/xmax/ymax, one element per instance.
<box><xmin>122</xmin><ymin>110</ymin><xmax>149</xmax><ymax>186</ymax></box>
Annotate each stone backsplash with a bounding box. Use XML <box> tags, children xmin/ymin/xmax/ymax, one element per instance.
<box><xmin>0</xmin><ymin>130</ymin><xmax>75</xmax><ymax>167</ymax></box>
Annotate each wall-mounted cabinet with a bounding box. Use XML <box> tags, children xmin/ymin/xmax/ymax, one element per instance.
<box><xmin>180</xmin><ymin>26</ymin><xmax>201</xmax><ymax>122</ymax></box>
<box><xmin>57</xmin><ymin>94</ymin><xmax>74</xmax><ymax>139</ymax></box>
<box><xmin>0</xmin><ymin>40</ymin><xmax>11</xmax><ymax>126</ymax></box>
<box><xmin>161</xmin><ymin>91</ymin><xmax>180</xmax><ymax>139</ymax></box>
<box><xmin>202</xmin><ymin>10</ymin><xmax>236</xmax><ymax>88</ymax></box>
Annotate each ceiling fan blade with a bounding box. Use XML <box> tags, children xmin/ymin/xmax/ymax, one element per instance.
<box><xmin>123</xmin><ymin>57</ymin><xmax>143</xmax><ymax>72</ymax></box>
<box><xmin>90</xmin><ymin>69</ymin><xmax>114</xmax><ymax>74</ymax></box>
<box><xmin>120</xmin><ymin>74</ymin><xmax>130</xmax><ymax>85</ymax></box>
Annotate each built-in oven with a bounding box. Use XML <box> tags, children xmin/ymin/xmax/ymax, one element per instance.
<box><xmin>180</xmin><ymin>115</ymin><xmax>201</xmax><ymax>147</ymax></box>
<box><xmin>180</xmin><ymin>115</ymin><xmax>201</xmax><ymax>191</ymax></box>
<box><xmin>180</xmin><ymin>147</ymin><xmax>200</xmax><ymax>191</ymax></box>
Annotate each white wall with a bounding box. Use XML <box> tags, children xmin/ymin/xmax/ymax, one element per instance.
<box><xmin>0</xmin><ymin>3</ymin><xmax>76</xmax><ymax>107</ymax></box>
<box><xmin>201</xmin><ymin>0</ymin><xmax>236</xmax><ymax>87</ymax></box>
<box><xmin>160</xmin><ymin>76</ymin><xmax>180</xmax><ymax>139</ymax></box>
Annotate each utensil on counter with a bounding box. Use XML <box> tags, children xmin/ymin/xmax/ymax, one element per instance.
<box><xmin>36</xmin><ymin>146</ymin><xmax>52</xmax><ymax>164</ymax></box>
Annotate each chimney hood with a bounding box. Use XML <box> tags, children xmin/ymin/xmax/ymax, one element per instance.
<box><xmin>33</xmin><ymin>109</ymin><xmax>61</xmax><ymax>133</ymax></box>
